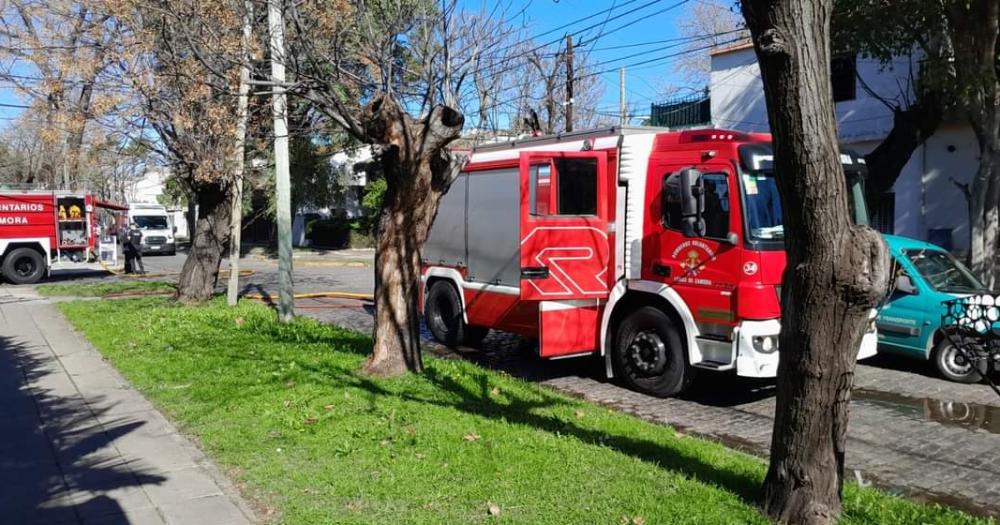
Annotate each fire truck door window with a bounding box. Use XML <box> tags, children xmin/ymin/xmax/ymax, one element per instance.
<box><xmin>529</xmin><ymin>164</ymin><xmax>552</xmax><ymax>215</ymax></box>
<box><xmin>554</xmin><ymin>158</ymin><xmax>597</xmax><ymax>215</ymax></box>
<box><xmin>662</xmin><ymin>176</ymin><xmax>683</xmax><ymax>230</ymax></box>
<box><xmin>702</xmin><ymin>173</ymin><xmax>730</xmax><ymax>239</ymax></box>
<box><xmin>661</xmin><ymin>172</ymin><xmax>728</xmax><ymax>239</ymax></box>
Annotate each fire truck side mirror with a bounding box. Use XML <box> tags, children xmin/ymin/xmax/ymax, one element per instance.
<box><xmin>679</xmin><ymin>168</ymin><xmax>706</xmax><ymax>238</ymax></box>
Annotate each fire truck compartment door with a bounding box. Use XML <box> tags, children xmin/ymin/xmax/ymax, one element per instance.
<box><xmin>519</xmin><ymin>151</ymin><xmax>610</xmax><ymax>357</ymax></box>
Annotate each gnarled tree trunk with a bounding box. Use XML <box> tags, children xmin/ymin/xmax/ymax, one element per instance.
<box><xmin>177</xmin><ymin>180</ymin><xmax>232</xmax><ymax>304</ymax></box>
<box><xmin>360</xmin><ymin>96</ymin><xmax>466</xmax><ymax>377</ymax></box>
<box><xmin>947</xmin><ymin>0</ymin><xmax>1000</xmax><ymax>288</ymax></box>
<box><xmin>740</xmin><ymin>1</ymin><xmax>891</xmax><ymax>523</ymax></box>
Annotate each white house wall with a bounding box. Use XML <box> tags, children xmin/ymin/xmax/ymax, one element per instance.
<box><xmin>711</xmin><ymin>47</ymin><xmax>912</xmax><ymax>141</ymax></box>
<box><xmin>922</xmin><ymin>124</ymin><xmax>979</xmax><ymax>253</ymax></box>
<box><xmin>710</xmin><ymin>46</ymin><xmax>977</xmax><ymax>253</ymax></box>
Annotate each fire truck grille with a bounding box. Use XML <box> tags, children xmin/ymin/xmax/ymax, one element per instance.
<box><xmin>146</xmin><ymin>236</ymin><xmax>167</xmax><ymax>245</ymax></box>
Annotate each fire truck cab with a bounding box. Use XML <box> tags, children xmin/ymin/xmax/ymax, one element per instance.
<box><xmin>420</xmin><ymin>127</ymin><xmax>878</xmax><ymax>397</ymax></box>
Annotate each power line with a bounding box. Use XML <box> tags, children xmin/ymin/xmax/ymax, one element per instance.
<box><xmin>481</xmin><ymin>0</ymin><xmax>671</xmax><ymax>81</ymax></box>
<box><xmin>472</xmin><ymin>1</ymin><xmax>698</xmax><ymax>86</ymax></box>
<box><xmin>576</xmin><ymin>0</ymin><xmax>692</xmax><ymax>47</ymax></box>
<box><xmin>580</xmin><ymin>37</ymin><xmax>747</xmax><ymax>80</ymax></box>
<box><xmin>517</xmin><ymin>0</ymin><xmax>646</xmax><ymax>45</ymax></box>
<box><xmin>476</xmin><ymin>36</ymin><xmax>744</xmax><ymax>117</ymax></box>
<box><xmin>589</xmin><ymin>29</ymin><xmax>745</xmax><ymax>52</ymax></box>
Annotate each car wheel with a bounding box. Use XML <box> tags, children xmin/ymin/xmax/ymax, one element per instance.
<box><xmin>933</xmin><ymin>338</ymin><xmax>982</xmax><ymax>384</ymax></box>
<box><xmin>424</xmin><ymin>281</ymin><xmax>487</xmax><ymax>347</ymax></box>
<box><xmin>1</xmin><ymin>247</ymin><xmax>45</xmax><ymax>285</ymax></box>
<box><xmin>613</xmin><ymin>306</ymin><xmax>693</xmax><ymax>397</ymax></box>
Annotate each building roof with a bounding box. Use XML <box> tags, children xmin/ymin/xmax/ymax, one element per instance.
<box><xmin>709</xmin><ymin>40</ymin><xmax>754</xmax><ymax>57</ymax></box>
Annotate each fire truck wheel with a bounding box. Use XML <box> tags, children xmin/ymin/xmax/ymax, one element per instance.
<box><xmin>425</xmin><ymin>281</ymin><xmax>488</xmax><ymax>347</ymax></box>
<box><xmin>1</xmin><ymin>247</ymin><xmax>45</xmax><ymax>285</ymax></box>
<box><xmin>614</xmin><ymin>306</ymin><xmax>692</xmax><ymax>397</ymax></box>
<box><xmin>933</xmin><ymin>338</ymin><xmax>982</xmax><ymax>383</ymax></box>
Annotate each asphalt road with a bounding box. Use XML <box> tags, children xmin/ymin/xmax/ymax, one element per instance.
<box><xmin>42</xmin><ymin>248</ymin><xmax>375</xmax><ymax>296</ymax></box>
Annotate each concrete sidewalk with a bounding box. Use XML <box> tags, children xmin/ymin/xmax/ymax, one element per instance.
<box><xmin>0</xmin><ymin>286</ymin><xmax>255</xmax><ymax>525</ymax></box>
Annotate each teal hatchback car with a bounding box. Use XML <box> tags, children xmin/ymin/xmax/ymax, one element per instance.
<box><xmin>878</xmin><ymin>235</ymin><xmax>992</xmax><ymax>382</ymax></box>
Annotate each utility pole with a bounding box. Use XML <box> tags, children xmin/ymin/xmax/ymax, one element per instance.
<box><xmin>268</xmin><ymin>0</ymin><xmax>294</xmax><ymax>322</ymax></box>
<box><xmin>227</xmin><ymin>0</ymin><xmax>253</xmax><ymax>307</ymax></box>
<box><xmin>565</xmin><ymin>34</ymin><xmax>574</xmax><ymax>133</ymax></box>
<box><xmin>619</xmin><ymin>67</ymin><xmax>627</xmax><ymax>127</ymax></box>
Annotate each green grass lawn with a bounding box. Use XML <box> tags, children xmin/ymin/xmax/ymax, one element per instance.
<box><xmin>38</xmin><ymin>280</ymin><xmax>176</xmax><ymax>297</ymax></box>
<box><xmin>58</xmin><ymin>296</ymin><xmax>993</xmax><ymax>525</ymax></box>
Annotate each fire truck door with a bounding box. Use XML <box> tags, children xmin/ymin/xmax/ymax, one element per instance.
<box><xmin>519</xmin><ymin>151</ymin><xmax>610</xmax><ymax>357</ymax></box>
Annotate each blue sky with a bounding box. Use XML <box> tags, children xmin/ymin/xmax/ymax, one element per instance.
<box><xmin>0</xmin><ymin>1</ymin><xmax>709</xmax><ymax>128</ymax></box>
<box><xmin>463</xmin><ymin>0</ymin><xmax>709</xmax><ymax>120</ymax></box>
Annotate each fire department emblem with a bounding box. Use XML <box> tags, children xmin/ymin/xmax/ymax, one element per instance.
<box><xmin>672</xmin><ymin>240</ymin><xmax>715</xmax><ymax>277</ymax></box>
<box><xmin>743</xmin><ymin>261</ymin><xmax>758</xmax><ymax>275</ymax></box>
<box><xmin>681</xmin><ymin>250</ymin><xmax>701</xmax><ymax>272</ymax></box>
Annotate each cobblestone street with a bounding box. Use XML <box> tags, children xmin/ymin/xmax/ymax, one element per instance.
<box><xmin>301</xmin><ymin>295</ymin><xmax>1000</xmax><ymax>518</ymax></box>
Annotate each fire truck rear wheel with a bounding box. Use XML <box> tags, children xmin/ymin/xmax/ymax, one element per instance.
<box><xmin>1</xmin><ymin>247</ymin><xmax>45</xmax><ymax>285</ymax></box>
<box><xmin>425</xmin><ymin>281</ymin><xmax>489</xmax><ymax>347</ymax></box>
<box><xmin>614</xmin><ymin>306</ymin><xmax>692</xmax><ymax>397</ymax></box>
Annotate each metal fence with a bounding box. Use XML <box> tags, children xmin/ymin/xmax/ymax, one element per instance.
<box><xmin>650</xmin><ymin>94</ymin><xmax>711</xmax><ymax>129</ymax></box>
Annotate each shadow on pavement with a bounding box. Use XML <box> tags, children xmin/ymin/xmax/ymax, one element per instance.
<box><xmin>0</xmin><ymin>335</ymin><xmax>165</xmax><ymax>524</ymax></box>
<box><xmin>857</xmin><ymin>352</ymin><xmax>942</xmax><ymax>380</ymax></box>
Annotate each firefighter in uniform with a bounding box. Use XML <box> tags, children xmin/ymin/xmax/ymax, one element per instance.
<box><xmin>123</xmin><ymin>222</ymin><xmax>145</xmax><ymax>274</ymax></box>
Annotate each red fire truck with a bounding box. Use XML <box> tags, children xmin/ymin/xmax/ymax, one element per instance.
<box><xmin>0</xmin><ymin>191</ymin><xmax>126</xmax><ymax>284</ymax></box>
<box><xmin>420</xmin><ymin>127</ymin><xmax>878</xmax><ymax>397</ymax></box>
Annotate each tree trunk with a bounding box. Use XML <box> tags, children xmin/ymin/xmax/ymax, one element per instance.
<box><xmin>740</xmin><ymin>1</ymin><xmax>891</xmax><ymax>524</ymax></box>
<box><xmin>64</xmin><ymin>80</ymin><xmax>95</xmax><ymax>191</ymax></box>
<box><xmin>969</xmin><ymin>150</ymin><xmax>1000</xmax><ymax>288</ymax></box>
<box><xmin>367</xmin><ymin>201</ymin><xmax>424</xmax><ymax>376</ymax></box>
<box><xmin>227</xmin><ymin>0</ymin><xmax>253</xmax><ymax>307</ymax></box>
<box><xmin>359</xmin><ymin>96</ymin><xmax>465</xmax><ymax>377</ymax></box>
<box><xmin>863</xmin><ymin>93</ymin><xmax>942</xmax><ymax>215</ymax></box>
<box><xmin>177</xmin><ymin>181</ymin><xmax>231</xmax><ymax>304</ymax></box>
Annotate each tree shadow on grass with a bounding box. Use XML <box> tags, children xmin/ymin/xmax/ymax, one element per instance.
<box><xmin>275</xmin><ymin>347</ymin><xmax>764</xmax><ymax>506</ymax></box>
<box><xmin>0</xmin><ymin>334</ymin><xmax>166</xmax><ymax>524</ymax></box>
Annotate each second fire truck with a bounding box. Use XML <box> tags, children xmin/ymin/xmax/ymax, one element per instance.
<box><xmin>421</xmin><ymin>127</ymin><xmax>878</xmax><ymax>397</ymax></box>
<box><xmin>0</xmin><ymin>190</ymin><xmax>126</xmax><ymax>285</ymax></box>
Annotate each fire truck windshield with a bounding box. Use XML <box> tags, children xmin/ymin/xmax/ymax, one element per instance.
<box><xmin>742</xmin><ymin>172</ymin><xmax>783</xmax><ymax>240</ymax></box>
<box><xmin>738</xmin><ymin>143</ymin><xmax>871</xmax><ymax>245</ymax></box>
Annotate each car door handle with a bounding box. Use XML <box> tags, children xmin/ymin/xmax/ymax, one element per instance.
<box><xmin>521</xmin><ymin>266</ymin><xmax>549</xmax><ymax>279</ymax></box>
<box><xmin>652</xmin><ymin>263</ymin><xmax>671</xmax><ymax>277</ymax></box>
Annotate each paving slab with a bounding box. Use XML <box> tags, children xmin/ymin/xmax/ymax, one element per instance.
<box><xmin>0</xmin><ymin>286</ymin><xmax>255</xmax><ymax>525</ymax></box>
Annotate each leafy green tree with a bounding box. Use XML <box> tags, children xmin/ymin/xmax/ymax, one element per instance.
<box><xmin>833</xmin><ymin>0</ymin><xmax>999</xmax><ymax>286</ymax></box>
<box><xmin>289</xmin><ymin>134</ymin><xmax>337</xmax><ymax>217</ymax></box>
<box><xmin>833</xmin><ymin>0</ymin><xmax>949</xmax><ymax>212</ymax></box>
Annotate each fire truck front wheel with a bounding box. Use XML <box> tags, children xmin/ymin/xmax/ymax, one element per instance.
<box><xmin>614</xmin><ymin>306</ymin><xmax>693</xmax><ymax>397</ymax></box>
<box><xmin>424</xmin><ymin>281</ymin><xmax>489</xmax><ymax>347</ymax></box>
<box><xmin>1</xmin><ymin>247</ymin><xmax>45</xmax><ymax>285</ymax></box>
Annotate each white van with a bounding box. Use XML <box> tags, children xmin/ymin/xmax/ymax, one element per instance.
<box><xmin>128</xmin><ymin>203</ymin><xmax>176</xmax><ymax>255</ymax></box>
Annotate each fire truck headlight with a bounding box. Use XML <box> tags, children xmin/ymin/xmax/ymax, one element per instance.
<box><xmin>752</xmin><ymin>335</ymin><xmax>777</xmax><ymax>354</ymax></box>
